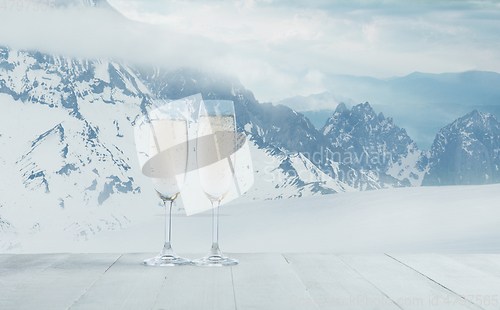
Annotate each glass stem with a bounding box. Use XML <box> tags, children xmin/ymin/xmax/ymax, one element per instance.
<box><xmin>210</xmin><ymin>200</ymin><xmax>221</xmax><ymax>255</ymax></box>
<box><xmin>162</xmin><ymin>200</ymin><xmax>174</xmax><ymax>255</ymax></box>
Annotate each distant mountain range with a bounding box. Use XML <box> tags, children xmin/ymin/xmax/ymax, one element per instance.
<box><xmin>316</xmin><ymin>100</ymin><xmax>500</xmax><ymax>187</ymax></box>
<box><xmin>276</xmin><ymin>71</ymin><xmax>500</xmax><ymax>149</ymax></box>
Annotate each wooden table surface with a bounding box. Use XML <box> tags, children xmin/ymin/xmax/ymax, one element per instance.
<box><xmin>1</xmin><ymin>253</ymin><xmax>500</xmax><ymax>309</ymax></box>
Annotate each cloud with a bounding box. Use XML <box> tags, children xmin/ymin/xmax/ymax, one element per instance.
<box><xmin>1</xmin><ymin>0</ymin><xmax>500</xmax><ymax>102</ymax></box>
<box><xmin>0</xmin><ymin>6</ymin><xmax>227</xmax><ymax>69</ymax></box>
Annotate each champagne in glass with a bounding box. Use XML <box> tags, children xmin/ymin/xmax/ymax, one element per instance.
<box><xmin>143</xmin><ymin>108</ymin><xmax>191</xmax><ymax>266</ymax></box>
<box><xmin>197</xmin><ymin>115</ymin><xmax>236</xmax><ymax>199</ymax></box>
<box><xmin>193</xmin><ymin>100</ymin><xmax>239</xmax><ymax>266</ymax></box>
<box><xmin>149</xmin><ymin>119</ymin><xmax>187</xmax><ymax>199</ymax></box>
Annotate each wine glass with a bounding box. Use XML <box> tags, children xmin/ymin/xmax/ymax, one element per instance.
<box><xmin>142</xmin><ymin>101</ymin><xmax>191</xmax><ymax>266</ymax></box>
<box><xmin>193</xmin><ymin>100</ymin><xmax>239</xmax><ymax>266</ymax></box>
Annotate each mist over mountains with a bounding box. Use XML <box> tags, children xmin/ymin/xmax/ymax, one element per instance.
<box><xmin>276</xmin><ymin>71</ymin><xmax>500</xmax><ymax>150</ymax></box>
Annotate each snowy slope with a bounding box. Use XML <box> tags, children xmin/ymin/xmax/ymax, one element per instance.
<box><xmin>7</xmin><ymin>183</ymin><xmax>500</xmax><ymax>254</ymax></box>
<box><xmin>386</xmin><ymin>146</ymin><xmax>429</xmax><ymax>187</ymax></box>
<box><xmin>0</xmin><ymin>47</ymin><xmax>162</xmax><ymax>251</ymax></box>
<box><xmin>238</xmin><ymin>139</ymin><xmax>355</xmax><ymax>202</ymax></box>
<box><xmin>0</xmin><ymin>88</ymin><xmax>158</xmax><ymax>251</ymax></box>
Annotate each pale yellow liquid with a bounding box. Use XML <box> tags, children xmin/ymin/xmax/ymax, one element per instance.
<box><xmin>197</xmin><ymin>115</ymin><xmax>236</xmax><ymax>199</ymax></box>
<box><xmin>148</xmin><ymin>119</ymin><xmax>188</xmax><ymax>198</ymax></box>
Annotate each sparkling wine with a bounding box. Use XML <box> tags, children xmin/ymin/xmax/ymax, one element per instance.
<box><xmin>148</xmin><ymin>119</ymin><xmax>188</xmax><ymax>199</ymax></box>
<box><xmin>197</xmin><ymin>115</ymin><xmax>236</xmax><ymax>200</ymax></box>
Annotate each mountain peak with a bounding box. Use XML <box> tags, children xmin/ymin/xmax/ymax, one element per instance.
<box><xmin>321</xmin><ymin>99</ymin><xmax>417</xmax><ymax>173</ymax></box>
<box><xmin>423</xmin><ymin>109</ymin><xmax>500</xmax><ymax>186</ymax></box>
<box><xmin>378</xmin><ymin>112</ymin><xmax>385</xmax><ymax>121</ymax></box>
<box><xmin>351</xmin><ymin>102</ymin><xmax>376</xmax><ymax>119</ymax></box>
<box><xmin>335</xmin><ymin>102</ymin><xmax>348</xmax><ymax>113</ymax></box>
<box><xmin>454</xmin><ymin>109</ymin><xmax>489</xmax><ymax>127</ymax></box>
<box><xmin>465</xmin><ymin>109</ymin><xmax>483</xmax><ymax>118</ymax></box>
<box><xmin>353</xmin><ymin>101</ymin><xmax>373</xmax><ymax>111</ymax></box>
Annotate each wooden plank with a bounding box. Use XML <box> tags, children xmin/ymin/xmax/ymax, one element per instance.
<box><xmin>284</xmin><ymin>253</ymin><xmax>401</xmax><ymax>309</ymax></box>
<box><xmin>69</xmin><ymin>253</ymin><xmax>182</xmax><ymax>310</ymax></box>
<box><xmin>388</xmin><ymin>253</ymin><xmax>500</xmax><ymax>310</ymax></box>
<box><xmin>339</xmin><ymin>254</ymin><xmax>482</xmax><ymax>310</ymax></box>
<box><xmin>3</xmin><ymin>253</ymin><xmax>500</xmax><ymax>310</ymax></box>
<box><xmin>445</xmin><ymin>254</ymin><xmax>500</xmax><ymax>279</ymax></box>
<box><xmin>231</xmin><ymin>253</ymin><xmax>316</xmax><ymax>310</ymax></box>
<box><xmin>152</xmin><ymin>255</ymin><xmax>235</xmax><ymax>310</ymax></box>
<box><xmin>0</xmin><ymin>253</ymin><xmax>69</xmax><ymax>308</ymax></box>
<box><xmin>0</xmin><ymin>254</ymin><xmax>17</xmax><ymax>263</ymax></box>
<box><xmin>0</xmin><ymin>253</ymin><xmax>120</xmax><ymax>310</ymax></box>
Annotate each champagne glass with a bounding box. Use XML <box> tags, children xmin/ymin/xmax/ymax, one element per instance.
<box><xmin>193</xmin><ymin>100</ymin><xmax>239</xmax><ymax>266</ymax></box>
<box><xmin>143</xmin><ymin>101</ymin><xmax>191</xmax><ymax>266</ymax></box>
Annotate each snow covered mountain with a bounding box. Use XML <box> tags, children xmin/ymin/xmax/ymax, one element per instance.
<box><xmin>0</xmin><ymin>46</ymin><xmax>355</xmax><ymax>251</ymax></box>
<box><xmin>0</xmin><ymin>46</ymin><xmax>158</xmax><ymax>250</ymax></box>
<box><xmin>422</xmin><ymin>110</ymin><xmax>500</xmax><ymax>186</ymax></box>
<box><xmin>321</xmin><ymin>102</ymin><xmax>427</xmax><ymax>187</ymax></box>
<box><xmin>135</xmin><ymin>66</ymin><xmax>353</xmax><ymax>196</ymax></box>
<box><xmin>324</xmin><ymin>71</ymin><xmax>500</xmax><ymax>149</ymax></box>
<box><xmin>3</xmin><ymin>0</ymin><xmax>499</xmax><ymax>252</ymax></box>
<box><xmin>135</xmin><ymin>67</ymin><xmax>330</xmax><ymax>154</ymax></box>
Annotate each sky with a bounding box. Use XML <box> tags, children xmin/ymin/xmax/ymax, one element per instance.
<box><xmin>1</xmin><ymin>0</ymin><xmax>500</xmax><ymax>102</ymax></box>
<box><xmin>106</xmin><ymin>0</ymin><xmax>500</xmax><ymax>101</ymax></box>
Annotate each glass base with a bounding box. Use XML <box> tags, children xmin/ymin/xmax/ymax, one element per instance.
<box><xmin>192</xmin><ymin>254</ymin><xmax>239</xmax><ymax>267</ymax></box>
<box><xmin>143</xmin><ymin>254</ymin><xmax>192</xmax><ymax>267</ymax></box>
